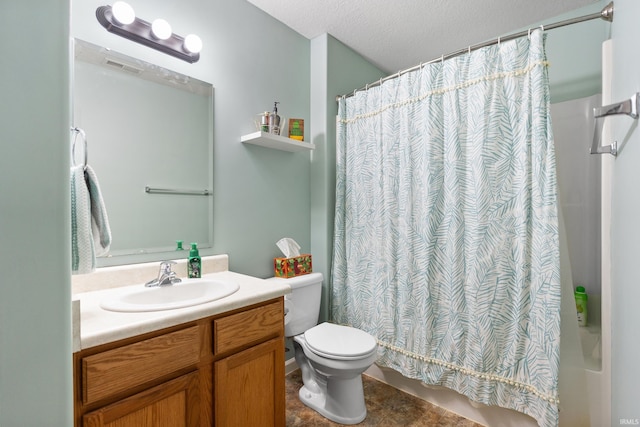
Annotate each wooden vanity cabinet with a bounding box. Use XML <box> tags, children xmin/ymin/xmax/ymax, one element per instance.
<box><xmin>215</xmin><ymin>338</ymin><xmax>284</xmax><ymax>427</ymax></box>
<box><xmin>82</xmin><ymin>371</ymin><xmax>200</xmax><ymax>427</ymax></box>
<box><xmin>213</xmin><ymin>299</ymin><xmax>285</xmax><ymax>427</ymax></box>
<box><xmin>73</xmin><ymin>298</ymin><xmax>285</xmax><ymax>427</ymax></box>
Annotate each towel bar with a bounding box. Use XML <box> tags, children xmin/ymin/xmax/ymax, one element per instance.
<box><xmin>145</xmin><ymin>186</ymin><xmax>212</xmax><ymax>196</ymax></box>
<box><xmin>591</xmin><ymin>92</ymin><xmax>639</xmax><ymax>156</ymax></box>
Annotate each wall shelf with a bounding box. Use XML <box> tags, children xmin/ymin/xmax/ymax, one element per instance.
<box><xmin>241</xmin><ymin>131</ymin><xmax>315</xmax><ymax>152</ymax></box>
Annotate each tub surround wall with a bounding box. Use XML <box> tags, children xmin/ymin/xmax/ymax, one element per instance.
<box><xmin>551</xmin><ymin>95</ymin><xmax>602</xmax><ymax>299</ymax></box>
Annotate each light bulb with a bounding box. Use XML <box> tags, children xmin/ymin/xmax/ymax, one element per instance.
<box><xmin>111</xmin><ymin>1</ymin><xmax>135</xmax><ymax>25</ymax></box>
<box><xmin>151</xmin><ymin>18</ymin><xmax>172</xmax><ymax>40</ymax></box>
<box><xmin>183</xmin><ymin>34</ymin><xmax>203</xmax><ymax>54</ymax></box>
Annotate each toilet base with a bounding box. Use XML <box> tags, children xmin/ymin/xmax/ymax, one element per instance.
<box><xmin>298</xmin><ymin>376</ymin><xmax>367</xmax><ymax>425</ymax></box>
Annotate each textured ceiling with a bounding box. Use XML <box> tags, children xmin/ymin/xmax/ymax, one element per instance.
<box><xmin>247</xmin><ymin>0</ymin><xmax>600</xmax><ymax>73</ymax></box>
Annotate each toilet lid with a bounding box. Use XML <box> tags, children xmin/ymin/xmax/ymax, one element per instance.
<box><xmin>304</xmin><ymin>322</ymin><xmax>377</xmax><ymax>359</ymax></box>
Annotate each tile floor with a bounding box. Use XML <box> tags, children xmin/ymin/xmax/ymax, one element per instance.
<box><xmin>286</xmin><ymin>369</ymin><xmax>485</xmax><ymax>426</ymax></box>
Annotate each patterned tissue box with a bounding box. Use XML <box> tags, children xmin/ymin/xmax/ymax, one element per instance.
<box><xmin>273</xmin><ymin>254</ymin><xmax>312</xmax><ymax>278</ymax></box>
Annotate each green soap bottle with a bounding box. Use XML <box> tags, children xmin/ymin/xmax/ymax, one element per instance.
<box><xmin>188</xmin><ymin>242</ymin><xmax>201</xmax><ymax>278</ymax></box>
<box><xmin>575</xmin><ymin>285</ymin><xmax>588</xmax><ymax>327</ymax></box>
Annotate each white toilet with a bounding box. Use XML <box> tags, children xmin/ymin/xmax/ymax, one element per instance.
<box><xmin>268</xmin><ymin>272</ymin><xmax>377</xmax><ymax>425</ymax></box>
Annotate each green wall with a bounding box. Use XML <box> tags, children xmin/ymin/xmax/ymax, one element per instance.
<box><xmin>0</xmin><ymin>1</ymin><xmax>72</xmax><ymax>425</ymax></box>
<box><xmin>309</xmin><ymin>34</ymin><xmax>385</xmax><ymax>322</ymax></box>
<box><xmin>541</xmin><ymin>1</ymin><xmax>610</xmax><ymax>103</ymax></box>
<box><xmin>609</xmin><ymin>0</ymin><xmax>640</xmax><ymax>423</ymax></box>
<box><xmin>494</xmin><ymin>0</ymin><xmax>609</xmax><ymax>104</ymax></box>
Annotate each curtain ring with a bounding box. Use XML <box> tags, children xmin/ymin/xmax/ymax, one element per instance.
<box><xmin>468</xmin><ymin>45</ymin><xmax>471</xmax><ymax>55</ymax></box>
<box><xmin>540</xmin><ymin>24</ymin><xmax>544</xmax><ymax>32</ymax></box>
<box><xmin>365</xmin><ymin>83</ymin><xmax>369</xmax><ymax>90</ymax></box>
<box><xmin>440</xmin><ymin>54</ymin><xmax>444</xmax><ymax>64</ymax></box>
<box><xmin>497</xmin><ymin>36</ymin><xmax>501</xmax><ymax>47</ymax></box>
<box><xmin>528</xmin><ymin>28</ymin><xmax>532</xmax><ymax>39</ymax></box>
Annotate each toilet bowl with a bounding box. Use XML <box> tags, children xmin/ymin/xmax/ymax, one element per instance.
<box><xmin>293</xmin><ymin>322</ymin><xmax>377</xmax><ymax>424</ymax></box>
<box><xmin>267</xmin><ymin>273</ymin><xmax>378</xmax><ymax>425</ymax></box>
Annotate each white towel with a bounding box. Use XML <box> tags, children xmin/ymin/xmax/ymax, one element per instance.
<box><xmin>71</xmin><ymin>165</ymin><xmax>111</xmax><ymax>274</ymax></box>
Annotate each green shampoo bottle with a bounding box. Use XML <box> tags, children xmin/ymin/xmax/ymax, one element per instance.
<box><xmin>188</xmin><ymin>242</ymin><xmax>201</xmax><ymax>278</ymax></box>
<box><xmin>575</xmin><ymin>285</ymin><xmax>588</xmax><ymax>326</ymax></box>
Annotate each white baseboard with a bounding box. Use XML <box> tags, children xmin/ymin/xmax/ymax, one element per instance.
<box><xmin>285</xmin><ymin>357</ymin><xmax>298</xmax><ymax>375</ymax></box>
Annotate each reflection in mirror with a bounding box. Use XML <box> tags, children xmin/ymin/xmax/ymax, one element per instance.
<box><xmin>73</xmin><ymin>39</ymin><xmax>213</xmax><ymax>265</ymax></box>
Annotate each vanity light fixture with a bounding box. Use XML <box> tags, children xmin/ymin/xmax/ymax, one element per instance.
<box><xmin>96</xmin><ymin>2</ymin><xmax>202</xmax><ymax>63</ymax></box>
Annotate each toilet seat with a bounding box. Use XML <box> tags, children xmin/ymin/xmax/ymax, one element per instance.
<box><xmin>304</xmin><ymin>322</ymin><xmax>377</xmax><ymax>361</ymax></box>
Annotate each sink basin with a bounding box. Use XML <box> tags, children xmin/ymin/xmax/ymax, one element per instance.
<box><xmin>100</xmin><ymin>278</ymin><xmax>239</xmax><ymax>312</ymax></box>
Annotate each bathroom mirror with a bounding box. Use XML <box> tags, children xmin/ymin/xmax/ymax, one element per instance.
<box><xmin>73</xmin><ymin>39</ymin><xmax>213</xmax><ymax>265</ymax></box>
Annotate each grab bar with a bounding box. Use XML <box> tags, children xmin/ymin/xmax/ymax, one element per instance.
<box><xmin>145</xmin><ymin>186</ymin><xmax>212</xmax><ymax>196</ymax></box>
<box><xmin>591</xmin><ymin>92</ymin><xmax>639</xmax><ymax>156</ymax></box>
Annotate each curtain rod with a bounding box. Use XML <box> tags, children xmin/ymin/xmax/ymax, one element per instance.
<box><xmin>337</xmin><ymin>1</ymin><xmax>613</xmax><ymax>101</ymax></box>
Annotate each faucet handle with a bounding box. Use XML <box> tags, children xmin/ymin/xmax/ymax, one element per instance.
<box><xmin>159</xmin><ymin>260</ymin><xmax>177</xmax><ymax>274</ymax></box>
<box><xmin>145</xmin><ymin>261</ymin><xmax>179</xmax><ymax>287</ymax></box>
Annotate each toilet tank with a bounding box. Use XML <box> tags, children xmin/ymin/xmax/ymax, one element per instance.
<box><xmin>267</xmin><ymin>272</ymin><xmax>323</xmax><ymax>337</ymax></box>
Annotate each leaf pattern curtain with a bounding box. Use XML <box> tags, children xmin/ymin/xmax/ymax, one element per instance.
<box><xmin>332</xmin><ymin>30</ymin><xmax>560</xmax><ymax>427</ymax></box>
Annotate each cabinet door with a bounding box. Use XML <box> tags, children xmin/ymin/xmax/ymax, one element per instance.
<box><xmin>215</xmin><ymin>337</ymin><xmax>285</xmax><ymax>427</ymax></box>
<box><xmin>83</xmin><ymin>372</ymin><xmax>199</xmax><ymax>427</ymax></box>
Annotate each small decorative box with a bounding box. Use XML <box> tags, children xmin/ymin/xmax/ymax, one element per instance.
<box><xmin>273</xmin><ymin>254</ymin><xmax>312</xmax><ymax>278</ymax></box>
<box><xmin>288</xmin><ymin>118</ymin><xmax>304</xmax><ymax>141</ymax></box>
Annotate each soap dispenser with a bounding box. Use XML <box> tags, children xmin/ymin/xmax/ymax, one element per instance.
<box><xmin>188</xmin><ymin>242</ymin><xmax>201</xmax><ymax>278</ymax></box>
<box><xmin>269</xmin><ymin>101</ymin><xmax>281</xmax><ymax>135</ymax></box>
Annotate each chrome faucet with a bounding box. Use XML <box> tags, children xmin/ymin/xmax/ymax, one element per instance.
<box><xmin>145</xmin><ymin>261</ymin><xmax>182</xmax><ymax>287</ymax></box>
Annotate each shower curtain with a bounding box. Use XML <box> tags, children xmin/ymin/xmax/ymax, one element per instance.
<box><xmin>332</xmin><ymin>30</ymin><xmax>560</xmax><ymax>427</ymax></box>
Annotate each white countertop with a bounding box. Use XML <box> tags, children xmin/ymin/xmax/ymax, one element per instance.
<box><xmin>72</xmin><ymin>257</ymin><xmax>290</xmax><ymax>351</ymax></box>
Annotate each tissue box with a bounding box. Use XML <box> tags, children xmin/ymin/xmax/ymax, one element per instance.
<box><xmin>274</xmin><ymin>254</ymin><xmax>312</xmax><ymax>278</ymax></box>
